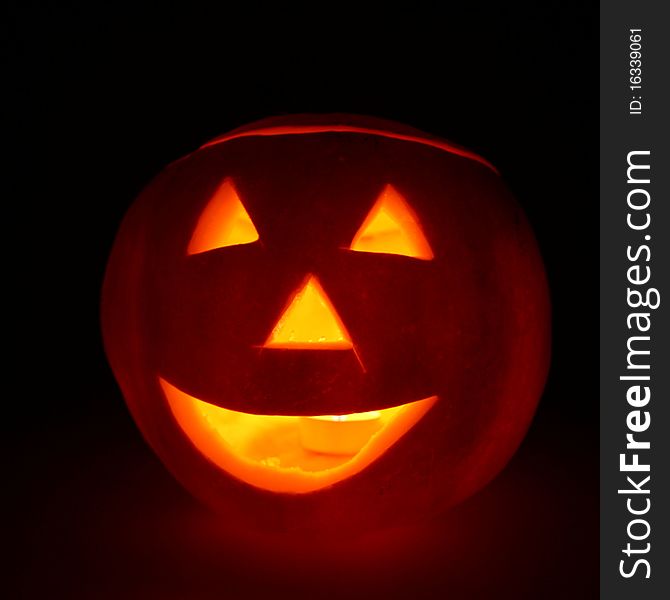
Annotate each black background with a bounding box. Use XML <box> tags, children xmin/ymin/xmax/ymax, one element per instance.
<box><xmin>8</xmin><ymin>3</ymin><xmax>598</xmax><ymax>598</ymax></box>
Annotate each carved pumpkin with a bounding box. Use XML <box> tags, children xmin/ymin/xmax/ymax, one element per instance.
<box><xmin>102</xmin><ymin>114</ymin><xmax>550</xmax><ymax>536</ymax></box>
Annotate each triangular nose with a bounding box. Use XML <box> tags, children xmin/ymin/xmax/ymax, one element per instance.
<box><xmin>264</xmin><ymin>275</ymin><xmax>353</xmax><ymax>349</ymax></box>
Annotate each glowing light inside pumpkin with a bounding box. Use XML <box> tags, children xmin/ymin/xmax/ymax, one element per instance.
<box><xmin>299</xmin><ymin>411</ymin><xmax>382</xmax><ymax>455</ymax></box>
<box><xmin>350</xmin><ymin>184</ymin><xmax>434</xmax><ymax>260</ymax></box>
<box><xmin>187</xmin><ymin>178</ymin><xmax>259</xmax><ymax>255</ymax></box>
<box><xmin>160</xmin><ymin>377</ymin><xmax>437</xmax><ymax>494</ymax></box>
<box><xmin>264</xmin><ymin>275</ymin><xmax>353</xmax><ymax>349</ymax></box>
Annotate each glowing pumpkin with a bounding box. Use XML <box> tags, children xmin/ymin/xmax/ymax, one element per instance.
<box><xmin>102</xmin><ymin>114</ymin><xmax>550</xmax><ymax>536</ymax></box>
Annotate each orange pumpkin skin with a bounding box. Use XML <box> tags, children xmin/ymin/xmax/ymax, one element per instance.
<box><xmin>102</xmin><ymin>114</ymin><xmax>550</xmax><ymax>537</ymax></box>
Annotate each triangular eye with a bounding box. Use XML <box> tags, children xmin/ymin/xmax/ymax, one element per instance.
<box><xmin>187</xmin><ymin>178</ymin><xmax>259</xmax><ymax>255</ymax></box>
<box><xmin>349</xmin><ymin>184</ymin><xmax>434</xmax><ymax>260</ymax></box>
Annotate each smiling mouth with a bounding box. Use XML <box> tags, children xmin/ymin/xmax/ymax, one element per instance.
<box><xmin>160</xmin><ymin>377</ymin><xmax>437</xmax><ymax>494</ymax></box>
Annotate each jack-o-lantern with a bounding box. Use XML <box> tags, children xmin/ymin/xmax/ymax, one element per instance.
<box><xmin>102</xmin><ymin>114</ymin><xmax>550</xmax><ymax>537</ymax></box>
